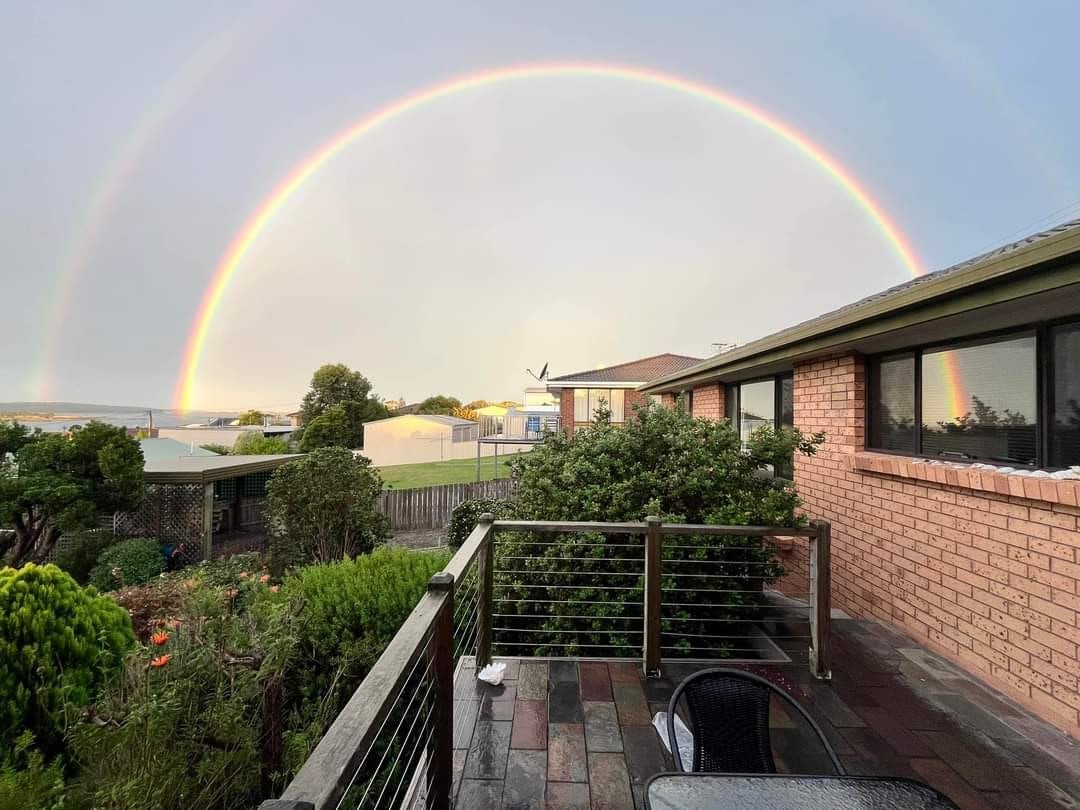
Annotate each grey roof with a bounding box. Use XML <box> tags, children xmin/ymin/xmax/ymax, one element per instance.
<box><xmin>366</xmin><ymin>413</ymin><xmax>476</xmax><ymax>427</ymax></box>
<box><xmin>645</xmin><ymin>217</ymin><xmax>1080</xmax><ymax>391</ymax></box>
<box><xmin>139</xmin><ymin>437</ymin><xmax>219</xmax><ymax>461</ymax></box>
<box><xmin>548</xmin><ymin>353</ymin><xmax>703</xmax><ymax>384</ymax></box>
<box><xmin>143</xmin><ymin>453</ymin><xmax>302</xmax><ymax>484</ymax></box>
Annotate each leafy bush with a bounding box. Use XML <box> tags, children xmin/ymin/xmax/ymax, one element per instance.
<box><xmin>499</xmin><ymin>403</ymin><xmax>822</xmax><ymax>657</ymax></box>
<box><xmin>0</xmin><ymin>564</ymin><xmax>135</xmax><ymax>756</ymax></box>
<box><xmin>53</xmin><ymin>528</ymin><xmax>119</xmax><ymax>584</ymax></box>
<box><xmin>265</xmin><ymin>447</ymin><xmax>389</xmax><ymax>574</ymax></box>
<box><xmin>0</xmin><ymin>733</ymin><xmax>65</xmax><ymax>810</ymax></box>
<box><xmin>199</xmin><ymin>443</ymin><xmax>230</xmax><ymax>456</ymax></box>
<box><xmin>232</xmin><ymin>432</ymin><xmax>293</xmax><ymax>455</ymax></box>
<box><xmin>71</xmin><ymin>547</ymin><xmax>448</xmax><ymax>809</ymax></box>
<box><xmin>89</xmin><ymin>538</ymin><xmax>165</xmax><ymax>592</ymax></box>
<box><xmin>447</xmin><ymin>498</ymin><xmax>513</xmax><ymax>548</ymax></box>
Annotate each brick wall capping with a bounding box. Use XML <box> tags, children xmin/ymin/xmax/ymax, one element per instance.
<box><xmin>850</xmin><ymin>451</ymin><xmax>1080</xmax><ymax>507</ymax></box>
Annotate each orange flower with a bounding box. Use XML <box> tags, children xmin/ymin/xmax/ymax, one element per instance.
<box><xmin>270</xmin><ymin>585</ymin><xmax>280</xmax><ymax>593</ymax></box>
<box><xmin>259</xmin><ymin>574</ymin><xmax>270</xmax><ymax>584</ymax></box>
<box><xmin>151</xmin><ymin>631</ymin><xmax>169</xmax><ymax>646</ymax></box>
<box><xmin>150</xmin><ymin>654</ymin><xmax>171</xmax><ymax>668</ymax></box>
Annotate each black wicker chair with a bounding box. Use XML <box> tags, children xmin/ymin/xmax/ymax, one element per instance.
<box><xmin>666</xmin><ymin>668</ymin><xmax>845</xmax><ymax>775</ymax></box>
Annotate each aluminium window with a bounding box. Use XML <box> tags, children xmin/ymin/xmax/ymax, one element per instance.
<box><xmin>724</xmin><ymin>374</ymin><xmax>795</xmax><ymax>477</ymax></box>
<box><xmin>867</xmin><ymin>326</ymin><xmax>1075</xmax><ymax>467</ymax></box>
<box><xmin>574</xmin><ymin>388</ymin><xmax>625</xmax><ymax>423</ymax></box>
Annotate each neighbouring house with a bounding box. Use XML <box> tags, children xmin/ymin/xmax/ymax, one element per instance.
<box><xmin>644</xmin><ymin>218</ymin><xmax>1080</xmax><ymax>737</ymax></box>
<box><xmin>138</xmin><ymin>437</ymin><xmax>220</xmax><ymax>459</ymax></box>
<box><xmin>363</xmin><ymin>413</ymin><xmax>528</xmax><ymax>467</ymax></box>
<box><xmin>545</xmin><ymin>352</ymin><xmax>702</xmax><ymax>438</ymax></box>
<box><xmin>287</xmin><ymin>410</ymin><xmax>303</xmax><ymax>427</ymax></box>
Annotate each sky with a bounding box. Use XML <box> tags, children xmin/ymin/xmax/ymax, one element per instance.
<box><xmin>2</xmin><ymin>1</ymin><xmax>1078</xmax><ymax>411</ymax></box>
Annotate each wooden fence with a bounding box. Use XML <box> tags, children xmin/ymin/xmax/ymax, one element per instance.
<box><xmin>378</xmin><ymin>479</ymin><xmax>515</xmax><ymax>531</ymax></box>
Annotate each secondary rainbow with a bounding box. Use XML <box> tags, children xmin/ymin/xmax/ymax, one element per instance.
<box><xmin>175</xmin><ymin>61</ymin><xmax>925</xmax><ymax>411</ymax></box>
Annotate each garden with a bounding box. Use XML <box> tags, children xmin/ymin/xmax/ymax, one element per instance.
<box><xmin>0</xmin><ymin>427</ymin><xmax>442</xmax><ymax>810</ymax></box>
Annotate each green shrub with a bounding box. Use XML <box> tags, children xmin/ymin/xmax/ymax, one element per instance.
<box><xmin>0</xmin><ymin>564</ymin><xmax>135</xmax><ymax>756</ymax></box>
<box><xmin>199</xmin><ymin>443</ymin><xmax>230</xmax><ymax>456</ymax></box>
<box><xmin>499</xmin><ymin>403</ymin><xmax>821</xmax><ymax>658</ymax></box>
<box><xmin>279</xmin><ymin>547</ymin><xmax>448</xmax><ymax>770</ymax></box>
<box><xmin>53</xmin><ymin>528</ymin><xmax>119</xmax><ymax>584</ymax></box>
<box><xmin>447</xmin><ymin>498</ymin><xmax>513</xmax><ymax>548</ymax></box>
<box><xmin>0</xmin><ymin>733</ymin><xmax>65</xmax><ymax>810</ymax></box>
<box><xmin>265</xmin><ymin>447</ymin><xmax>389</xmax><ymax>575</ymax></box>
<box><xmin>89</xmin><ymin>538</ymin><xmax>165</xmax><ymax>592</ymax></box>
<box><xmin>232</xmin><ymin>432</ymin><xmax>293</xmax><ymax>455</ymax></box>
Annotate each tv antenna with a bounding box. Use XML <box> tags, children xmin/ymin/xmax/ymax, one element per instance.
<box><xmin>526</xmin><ymin>362</ymin><xmax>549</xmax><ymax>382</ymax></box>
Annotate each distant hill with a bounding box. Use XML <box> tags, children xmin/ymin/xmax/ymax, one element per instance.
<box><xmin>0</xmin><ymin>402</ymin><xmax>150</xmax><ymax>414</ymax></box>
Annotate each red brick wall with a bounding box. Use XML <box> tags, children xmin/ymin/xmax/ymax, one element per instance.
<box><xmin>793</xmin><ymin>353</ymin><xmax>1080</xmax><ymax>736</ymax></box>
<box><xmin>691</xmin><ymin>383</ymin><xmax>724</xmax><ymax>421</ymax></box>
<box><xmin>625</xmin><ymin>389</ymin><xmax>649</xmax><ymax>420</ymax></box>
<box><xmin>559</xmin><ymin>388</ymin><xmax>575</xmax><ymax>439</ymax></box>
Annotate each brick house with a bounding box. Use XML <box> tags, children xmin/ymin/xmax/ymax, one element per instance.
<box><xmin>644</xmin><ymin>219</ymin><xmax>1080</xmax><ymax>737</ymax></box>
<box><xmin>545</xmin><ymin>353</ymin><xmax>701</xmax><ymax>439</ymax></box>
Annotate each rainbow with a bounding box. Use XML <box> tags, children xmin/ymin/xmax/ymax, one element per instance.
<box><xmin>175</xmin><ymin>61</ymin><xmax>925</xmax><ymax>410</ymax></box>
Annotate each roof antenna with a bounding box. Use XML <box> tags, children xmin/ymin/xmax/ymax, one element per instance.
<box><xmin>526</xmin><ymin>362</ymin><xmax>549</xmax><ymax>382</ymax></box>
<box><xmin>711</xmin><ymin>342</ymin><xmax>738</xmax><ymax>355</ymax></box>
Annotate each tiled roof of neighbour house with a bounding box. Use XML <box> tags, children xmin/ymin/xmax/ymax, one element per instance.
<box><xmin>547</xmin><ymin>353</ymin><xmax>703</xmax><ymax>384</ymax></box>
<box><xmin>643</xmin><ymin>217</ymin><xmax>1080</xmax><ymax>392</ymax></box>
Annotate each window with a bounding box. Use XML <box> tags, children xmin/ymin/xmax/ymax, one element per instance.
<box><xmin>869</xmin><ymin>354</ymin><xmax>915</xmax><ymax>452</ymax></box>
<box><xmin>1051</xmin><ymin>323</ymin><xmax>1080</xmax><ymax>467</ymax></box>
<box><xmin>738</xmin><ymin>380</ymin><xmax>775</xmax><ymax>447</ymax></box>
<box><xmin>575</xmin><ymin>388</ymin><xmax>625</xmax><ymax>423</ymax></box>
<box><xmin>868</xmin><ymin>327</ymin><xmax>1068</xmax><ymax>466</ymax></box>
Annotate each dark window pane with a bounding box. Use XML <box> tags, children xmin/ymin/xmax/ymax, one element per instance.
<box><xmin>1051</xmin><ymin>323</ymin><xmax>1080</xmax><ymax>467</ymax></box>
<box><xmin>780</xmin><ymin>376</ymin><xmax>794</xmax><ymax>429</ymax></box>
<box><xmin>871</xmin><ymin>355</ymin><xmax>915</xmax><ymax>451</ymax></box>
<box><xmin>739</xmin><ymin>380</ymin><xmax>775</xmax><ymax>447</ymax></box>
<box><xmin>725</xmin><ymin>385</ymin><xmax>738</xmax><ymax>422</ymax></box>
<box><xmin>921</xmin><ymin>335</ymin><xmax>1037</xmax><ymax>464</ymax></box>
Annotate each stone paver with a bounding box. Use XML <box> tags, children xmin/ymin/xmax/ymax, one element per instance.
<box><xmin>448</xmin><ymin>618</ymin><xmax>1080</xmax><ymax>808</ymax></box>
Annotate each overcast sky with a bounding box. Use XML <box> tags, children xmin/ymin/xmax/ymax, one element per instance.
<box><xmin>2</xmin><ymin>2</ymin><xmax>1078</xmax><ymax>410</ymax></box>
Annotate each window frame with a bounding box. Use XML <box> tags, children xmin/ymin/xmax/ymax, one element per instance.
<box><xmin>725</xmin><ymin>373</ymin><xmax>794</xmax><ymax>435</ymax></box>
<box><xmin>864</xmin><ymin>321</ymin><xmax>1067</xmax><ymax>468</ymax></box>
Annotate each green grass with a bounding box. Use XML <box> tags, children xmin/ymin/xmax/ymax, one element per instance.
<box><xmin>377</xmin><ymin>456</ymin><xmax>517</xmax><ymax>489</ymax></box>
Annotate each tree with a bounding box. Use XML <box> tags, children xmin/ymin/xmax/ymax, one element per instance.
<box><xmin>264</xmin><ymin>447</ymin><xmax>389</xmax><ymax>573</ymax></box>
<box><xmin>232</xmin><ymin>432</ymin><xmax>293</xmax><ymax>455</ymax></box>
<box><xmin>237</xmin><ymin>410</ymin><xmax>266</xmax><ymax>426</ymax></box>
<box><xmin>0</xmin><ymin>422</ymin><xmax>145</xmax><ymax>566</ymax></box>
<box><xmin>297</xmin><ymin>364</ymin><xmax>390</xmax><ymax>448</ymax></box>
<box><xmin>416</xmin><ymin>395</ymin><xmax>462</xmax><ymax>415</ymax></box>
<box><xmin>299</xmin><ymin>405</ymin><xmax>353</xmax><ymax>452</ymax></box>
<box><xmin>451</xmin><ymin>406</ymin><xmax>479</xmax><ymax>422</ymax></box>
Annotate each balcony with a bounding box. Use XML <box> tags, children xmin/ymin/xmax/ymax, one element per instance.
<box><xmin>260</xmin><ymin>519</ymin><xmax>1079</xmax><ymax>809</ymax></box>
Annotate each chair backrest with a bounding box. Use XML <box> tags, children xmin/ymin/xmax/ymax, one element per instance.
<box><xmin>672</xmin><ymin>669</ymin><xmax>776</xmax><ymax>773</ymax></box>
<box><xmin>667</xmin><ymin>667</ymin><xmax>845</xmax><ymax>775</ymax></box>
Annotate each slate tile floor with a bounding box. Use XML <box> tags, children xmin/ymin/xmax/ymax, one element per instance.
<box><xmin>452</xmin><ymin>619</ymin><xmax>1079</xmax><ymax>809</ymax></box>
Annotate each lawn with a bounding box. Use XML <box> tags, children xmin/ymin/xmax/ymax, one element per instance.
<box><xmin>377</xmin><ymin>455</ymin><xmax>518</xmax><ymax>489</ymax></box>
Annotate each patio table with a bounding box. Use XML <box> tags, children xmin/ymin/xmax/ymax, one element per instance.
<box><xmin>645</xmin><ymin>772</ymin><xmax>960</xmax><ymax>809</ymax></box>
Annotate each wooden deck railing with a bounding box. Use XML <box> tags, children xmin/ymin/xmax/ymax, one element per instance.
<box><xmin>260</xmin><ymin>516</ymin><xmax>831</xmax><ymax>810</ymax></box>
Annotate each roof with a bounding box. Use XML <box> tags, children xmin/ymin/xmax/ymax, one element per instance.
<box><xmin>547</xmin><ymin>353</ymin><xmax>703</xmax><ymax>385</ymax></box>
<box><xmin>139</xmin><ymin>437</ymin><xmax>219</xmax><ymax>461</ymax></box>
<box><xmin>644</xmin><ymin>217</ymin><xmax>1080</xmax><ymax>392</ymax></box>
<box><xmin>143</xmin><ymin>453</ymin><xmax>302</xmax><ymax>484</ymax></box>
<box><xmin>365</xmin><ymin>413</ymin><xmax>476</xmax><ymax>427</ymax></box>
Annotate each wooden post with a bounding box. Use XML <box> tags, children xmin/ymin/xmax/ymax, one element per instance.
<box><xmin>202</xmin><ymin>482</ymin><xmax>214</xmax><ymax>561</ymax></box>
<box><xmin>476</xmin><ymin>513</ymin><xmax>496</xmax><ymax>668</ymax></box>
<box><xmin>643</xmin><ymin>516</ymin><xmax>663</xmax><ymax>678</ymax></box>
<box><xmin>428</xmin><ymin>572</ymin><xmax>454</xmax><ymax>810</ymax></box>
<box><xmin>809</xmin><ymin>520</ymin><xmax>832</xmax><ymax>680</ymax></box>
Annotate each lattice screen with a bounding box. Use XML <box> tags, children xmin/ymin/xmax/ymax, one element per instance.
<box><xmin>114</xmin><ymin>483</ymin><xmax>205</xmax><ymax>565</ymax></box>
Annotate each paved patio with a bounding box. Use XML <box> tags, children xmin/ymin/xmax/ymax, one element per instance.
<box><xmin>451</xmin><ymin>619</ymin><xmax>1079</xmax><ymax>809</ymax></box>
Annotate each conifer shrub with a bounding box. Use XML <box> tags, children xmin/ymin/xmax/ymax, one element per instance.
<box><xmin>0</xmin><ymin>564</ymin><xmax>135</xmax><ymax>756</ymax></box>
<box><xmin>88</xmin><ymin>537</ymin><xmax>165</xmax><ymax>592</ymax></box>
<box><xmin>0</xmin><ymin>733</ymin><xmax>65</xmax><ymax>810</ymax></box>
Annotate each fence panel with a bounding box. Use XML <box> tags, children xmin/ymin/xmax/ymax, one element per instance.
<box><xmin>379</xmin><ymin>479</ymin><xmax>515</xmax><ymax>531</ymax></box>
